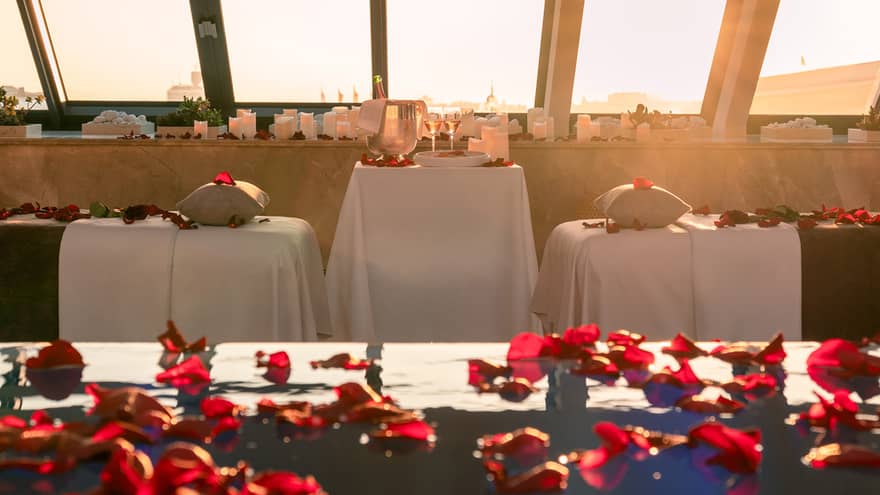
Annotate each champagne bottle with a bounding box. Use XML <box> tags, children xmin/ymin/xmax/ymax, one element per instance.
<box><xmin>373</xmin><ymin>75</ymin><xmax>386</xmax><ymax>99</ymax></box>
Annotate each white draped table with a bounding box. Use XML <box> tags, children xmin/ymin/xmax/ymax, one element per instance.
<box><xmin>532</xmin><ymin>214</ymin><xmax>802</xmax><ymax>341</ymax></box>
<box><xmin>59</xmin><ymin>216</ymin><xmax>330</xmax><ymax>342</ymax></box>
<box><xmin>531</xmin><ymin>220</ymin><xmax>694</xmax><ymax>340</ymax></box>
<box><xmin>326</xmin><ymin>163</ymin><xmax>539</xmax><ymax>342</ymax></box>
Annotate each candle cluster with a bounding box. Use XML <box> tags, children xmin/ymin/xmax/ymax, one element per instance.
<box><xmin>259</xmin><ymin>106</ymin><xmax>362</xmax><ymax>141</ymax></box>
<box><xmin>228</xmin><ymin>109</ymin><xmax>258</xmax><ymax>140</ymax></box>
<box><xmin>466</xmin><ymin>111</ymin><xmax>512</xmax><ymax>160</ymax></box>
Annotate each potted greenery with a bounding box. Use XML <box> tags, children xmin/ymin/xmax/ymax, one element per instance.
<box><xmin>156</xmin><ymin>96</ymin><xmax>226</xmax><ymax>138</ymax></box>
<box><xmin>848</xmin><ymin>106</ymin><xmax>880</xmax><ymax>143</ymax></box>
<box><xmin>0</xmin><ymin>86</ymin><xmax>43</xmax><ymax>138</ymax></box>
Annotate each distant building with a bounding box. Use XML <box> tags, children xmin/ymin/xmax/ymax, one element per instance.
<box><xmin>481</xmin><ymin>82</ymin><xmax>498</xmax><ymax>112</ymax></box>
<box><xmin>166</xmin><ymin>71</ymin><xmax>205</xmax><ymax>101</ymax></box>
<box><xmin>571</xmin><ymin>91</ymin><xmax>702</xmax><ymax>115</ymax></box>
<box><xmin>751</xmin><ymin>61</ymin><xmax>880</xmax><ymax>115</ymax></box>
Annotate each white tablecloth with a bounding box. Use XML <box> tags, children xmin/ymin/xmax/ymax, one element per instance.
<box><xmin>59</xmin><ymin>216</ymin><xmax>329</xmax><ymax>342</ymax></box>
<box><xmin>59</xmin><ymin>217</ymin><xmax>178</xmax><ymax>342</ymax></box>
<box><xmin>531</xmin><ymin>221</ymin><xmax>694</xmax><ymax>339</ymax></box>
<box><xmin>326</xmin><ymin>163</ymin><xmax>539</xmax><ymax>342</ymax></box>
<box><xmin>532</xmin><ymin>214</ymin><xmax>802</xmax><ymax>342</ymax></box>
<box><xmin>675</xmin><ymin>213</ymin><xmax>802</xmax><ymax>340</ymax></box>
<box><xmin>170</xmin><ymin>217</ymin><xmax>330</xmax><ymax>342</ymax></box>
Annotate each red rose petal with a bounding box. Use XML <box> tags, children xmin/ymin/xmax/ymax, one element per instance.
<box><xmin>25</xmin><ymin>340</ymin><xmax>85</xmax><ymax>369</ymax></box>
<box><xmin>562</xmin><ymin>324</ymin><xmax>601</xmax><ymax>347</ymax></box>
<box><xmin>676</xmin><ymin>395</ymin><xmax>745</xmax><ymax>415</ymax></box>
<box><xmin>804</xmin><ymin>443</ymin><xmax>880</xmax><ymax>469</ymax></box>
<box><xmin>486</xmin><ymin>460</ymin><xmax>569</xmax><ymax>493</ymax></box>
<box><xmin>479</xmin><ymin>427</ymin><xmax>550</xmax><ymax>465</ymax></box>
<box><xmin>594</xmin><ymin>422</ymin><xmax>631</xmax><ymax>457</ymax></box>
<box><xmin>661</xmin><ymin>333</ymin><xmax>708</xmax><ymax>360</ymax></box>
<box><xmin>606</xmin><ymin>330</ymin><xmax>645</xmax><ymax>347</ymax></box>
<box><xmin>242</xmin><ymin>471</ymin><xmax>325</xmax><ymax>495</ymax></box>
<box><xmin>0</xmin><ymin>416</ymin><xmax>27</xmax><ymax>429</ymax></box>
<box><xmin>99</xmin><ymin>447</ymin><xmax>153</xmax><ymax>494</ymax></box>
<box><xmin>155</xmin><ymin>355</ymin><xmax>211</xmax><ymax>388</ymax></box>
<box><xmin>31</xmin><ymin>410</ymin><xmax>53</xmax><ymax>426</ymax></box>
<box><xmin>201</xmin><ymin>397</ymin><xmax>240</xmax><ymax>419</ymax></box>
<box><xmin>213</xmin><ymin>171</ymin><xmax>236</xmax><ymax>186</ymax></box>
<box><xmin>507</xmin><ymin>332</ymin><xmax>546</xmax><ymax>361</ymax></box>
<box><xmin>632</xmin><ymin>177</ymin><xmax>654</xmax><ymax>190</ymax></box>
<box><xmin>157</xmin><ymin>321</ymin><xmax>206</xmax><ymax>353</ymax></box>
<box><xmin>688</xmin><ymin>423</ymin><xmax>762</xmax><ymax>474</ymax></box>
<box><xmin>798</xmin><ymin>218</ymin><xmax>818</xmax><ymax>230</ymax></box>
<box><xmin>309</xmin><ymin>352</ymin><xmax>370</xmax><ymax>370</ymax></box>
<box><xmin>606</xmin><ymin>344</ymin><xmax>655</xmax><ymax>370</ymax></box>
<box><xmin>569</xmin><ymin>355</ymin><xmax>620</xmax><ymax>378</ymax></box>
<box><xmin>754</xmin><ymin>333</ymin><xmax>786</xmax><ymax>366</ymax></box>
<box><xmin>256</xmin><ymin>350</ymin><xmax>291</xmax><ymax>369</ymax></box>
<box><xmin>693</xmin><ymin>205</ymin><xmax>710</xmax><ymax>215</ymax></box>
<box><xmin>334</xmin><ymin>382</ymin><xmax>383</xmax><ymax>405</ymax></box>
<box><xmin>375</xmin><ymin>419</ymin><xmax>435</xmax><ymax>442</ymax></box>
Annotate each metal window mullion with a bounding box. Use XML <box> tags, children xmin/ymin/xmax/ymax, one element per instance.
<box><xmin>534</xmin><ymin>0</ymin><xmax>556</xmax><ymax>107</ymax></box>
<box><xmin>189</xmin><ymin>0</ymin><xmax>235</xmax><ymax>116</ymax></box>
<box><xmin>17</xmin><ymin>0</ymin><xmax>62</xmax><ymax>128</ymax></box>
<box><xmin>370</xmin><ymin>0</ymin><xmax>388</xmax><ymax>98</ymax></box>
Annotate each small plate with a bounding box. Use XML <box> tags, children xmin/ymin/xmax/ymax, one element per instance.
<box><xmin>414</xmin><ymin>150</ymin><xmax>490</xmax><ymax>167</ymax></box>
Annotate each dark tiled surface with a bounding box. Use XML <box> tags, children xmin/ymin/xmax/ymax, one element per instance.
<box><xmin>0</xmin><ymin>222</ymin><xmax>64</xmax><ymax>341</ymax></box>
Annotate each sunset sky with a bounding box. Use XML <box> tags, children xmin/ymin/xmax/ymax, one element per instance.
<box><xmin>2</xmin><ymin>0</ymin><xmax>879</xmax><ymax>109</ymax></box>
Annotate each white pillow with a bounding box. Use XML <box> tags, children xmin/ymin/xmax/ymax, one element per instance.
<box><xmin>177</xmin><ymin>180</ymin><xmax>270</xmax><ymax>226</ymax></box>
<box><xmin>594</xmin><ymin>182</ymin><xmax>690</xmax><ymax>228</ymax></box>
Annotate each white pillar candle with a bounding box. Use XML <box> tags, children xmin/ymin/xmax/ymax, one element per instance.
<box><xmin>527</xmin><ymin>107</ymin><xmax>544</xmax><ymax>135</ymax></box>
<box><xmin>348</xmin><ymin>107</ymin><xmax>360</xmax><ymax>139</ymax></box>
<box><xmin>241</xmin><ymin>112</ymin><xmax>257</xmax><ymax>139</ymax></box>
<box><xmin>236</xmin><ymin>109</ymin><xmax>252</xmax><ymax>118</ymax></box>
<box><xmin>467</xmin><ymin>137</ymin><xmax>486</xmax><ymax>154</ymax></box>
<box><xmin>336</xmin><ymin>120</ymin><xmax>351</xmax><ymax>140</ymax></box>
<box><xmin>193</xmin><ymin>120</ymin><xmax>208</xmax><ymax>138</ymax></box>
<box><xmin>460</xmin><ymin>111</ymin><xmax>476</xmax><ymax>137</ymax></box>
<box><xmin>275</xmin><ymin>116</ymin><xmax>295</xmax><ymax>139</ymax></box>
<box><xmin>576</xmin><ymin>114</ymin><xmax>592</xmax><ymax>143</ymax></box>
<box><xmin>494</xmin><ymin>128</ymin><xmax>510</xmax><ymax>161</ymax></box>
<box><xmin>228</xmin><ymin>117</ymin><xmax>242</xmax><ymax>138</ymax></box>
<box><xmin>496</xmin><ymin>112</ymin><xmax>509</xmax><ymax>130</ymax></box>
<box><xmin>481</xmin><ymin>126</ymin><xmax>498</xmax><ymax>160</ymax></box>
<box><xmin>533</xmin><ymin>120</ymin><xmax>547</xmax><ymax>140</ymax></box>
<box><xmin>322</xmin><ymin>111</ymin><xmax>336</xmax><ymax>138</ymax></box>
<box><xmin>474</xmin><ymin>117</ymin><xmax>488</xmax><ymax>140</ymax></box>
<box><xmin>546</xmin><ymin>117</ymin><xmax>555</xmax><ymax>141</ymax></box>
<box><xmin>508</xmin><ymin>118</ymin><xmax>523</xmax><ymax>136</ymax></box>
<box><xmin>300</xmin><ymin>112</ymin><xmax>315</xmax><ymax>139</ymax></box>
<box><xmin>282</xmin><ymin>108</ymin><xmax>298</xmax><ymax>117</ymax></box>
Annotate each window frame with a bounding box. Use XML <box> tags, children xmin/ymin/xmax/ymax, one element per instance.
<box><xmin>10</xmin><ymin>0</ymin><xmax>877</xmax><ymax>133</ymax></box>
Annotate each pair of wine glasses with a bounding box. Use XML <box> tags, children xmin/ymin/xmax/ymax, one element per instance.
<box><xmin>424</xmin><ymin>108</ymin><xmax>463</xmax><ymax>152</ymax></box>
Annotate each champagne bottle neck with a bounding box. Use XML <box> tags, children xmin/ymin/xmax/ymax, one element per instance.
<box><xmin>373</xmin><ymin>75</ymin><xmax>386</xmax><ymax>99</ymax></box>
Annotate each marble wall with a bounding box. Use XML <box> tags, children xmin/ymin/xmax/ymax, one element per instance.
<box><xmin>2</xmin><ymin>139</ymin><xmax>879</xmax><ymax>263</ymax></box>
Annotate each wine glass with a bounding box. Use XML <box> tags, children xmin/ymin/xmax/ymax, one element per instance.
<box><xmin>444</xmin><ymin>109</ymin><xmax>461</xmax><ymax>151</ymax></box>
<box><xmin>425</xmin><ymin>112</ymin><xmax>443</xmax><ymax>152</ymax></box>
